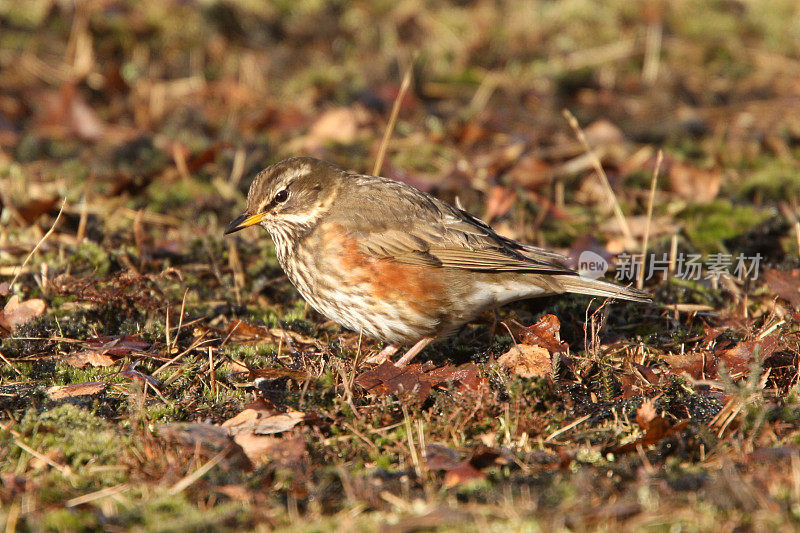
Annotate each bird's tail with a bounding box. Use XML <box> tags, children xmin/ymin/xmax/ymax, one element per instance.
<box><xmin>555</xmin><ymin>275</ymin><xmax>652</xmax><ymax>303</ymax></box>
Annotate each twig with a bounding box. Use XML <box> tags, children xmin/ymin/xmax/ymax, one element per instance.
<box><xmin>229</xmin><ymin>147</ymin><xmax>246</xmax><ymax>187</ymax></box>
<box><xmin>9</xmin><ymin>199</ymin><xmax>66</xmax><ymax>292</ymax></box>
<box><xmin>545</xmin><ymin>414</ymin><xmax>590</xmax><ymax>442</ymax></box>
<box><xmin>563</xmin><ymin>110</ymin><xmax>634</xmax><ymax>248</ymax></box>
<box><xmin>373</xmin><ymin>56</ymin><xmax>415</xmax><ymax>176</ymax></box>
<box><xmin>642</xmin><ymin>17</ymin><xmax>663</xmax><ymax>85</ymax></box>
<box><xmin>638</xmin><ymin>150</ymin><xmax>663</xmax><ymax>289</ymax></box>
<box><xmin>0</xmin><ymin>351</ymin><xmax>23</xmax><ymax>377</ymax></box>
<box><xmin>173</xmin><ymin>288</ymin><xmax>189</xmax><ymax>354</ymax></box>
<box><xmin>795</xmin><ymin>221</ymin><xmax>800</xmax><ymax>255</ymax></box>
<box><xmin>66</xmin><ymin>483</ymin><xmax>131</xmax><ymax>508</ymax></box>
<box><xmin>402</xmin><ymin>404</ymin><xmax>422</xmax><ymax>478</ymax></box>
<box><xmin>168</xmin><ymin>448</ymin><xmax>228</xmax><ymax>495</ymax></box>
<box><xmin>0</xmin><ymin>421</ymin><xmax>72</xmax><ymax>477</ymax></box>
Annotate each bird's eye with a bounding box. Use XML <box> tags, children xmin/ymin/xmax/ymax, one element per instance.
<box><xmin>274</xmin><ymin>189</ymin><xmax>289</xmax><ymax>203</ymax></box>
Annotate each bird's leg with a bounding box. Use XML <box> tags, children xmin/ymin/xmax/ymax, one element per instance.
<box><xmin>364</xmin><ymin>344</ymin><xmax>399</xmax><ymax>364</ymax></box>
<box><xmin>395</xmin><ymin>337</ymin><xmax>434</xmax><ymax>367</ymax></box>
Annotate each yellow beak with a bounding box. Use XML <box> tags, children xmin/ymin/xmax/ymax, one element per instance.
<box><xmin>224</xmin><ymin>212</ymin><xmax>266</xmax><ymax>235</ymax></box>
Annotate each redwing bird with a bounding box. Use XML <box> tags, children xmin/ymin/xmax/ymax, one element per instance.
<box><xmin>226</xmin><ymin>157</ymin><xmax>650</xmax><ymax>366</ymax></box>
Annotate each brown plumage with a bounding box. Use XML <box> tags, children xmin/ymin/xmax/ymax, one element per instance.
<box><xmin>225</xmin><ymin>157</ymin><xmax>651</xmax><ymax>365</ymax></box>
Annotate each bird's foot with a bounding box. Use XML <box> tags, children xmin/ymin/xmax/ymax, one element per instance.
<box><xmin>362</xmin><ymin>337</ymin><xmax>434</xmax><ymax>367</ymax></box>
<box><xmin>395</xmin><ymin>337</ymin><xmax>434</xmax><ymax>367</ymax></box>
<box><xmin>363</xmin><ymin>344</ymin><xmax>399</xmax><ymax>365</ymax></box>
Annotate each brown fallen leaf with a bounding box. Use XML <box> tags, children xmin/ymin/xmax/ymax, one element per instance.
<box><xmin>63</xmin><ymin>351</ymin><xmax>115</xmax><ymax>368</ymax></box>
<box><xmin>764</xmin><ymin>269</ymin><xmax>800</xmax><ymax>309</ymax></box>
<box><xmin>0</xmin><ymin>295</ymin><xmax>46</xmax><ymax>331</ymax></box>
<box><xmin>121</xmin><ymin>365</ymin><xmax>162</xmax><ymax>389</ymax></box>
<box><xmin>232</xmin><ymin>433</ymin><xmax>306</xmax><ymax>468</ymax></box>
<box><xmin>668</xmin><ymin>161</ymin><xmax>721</xmax><ymax>203</ymax></box>
<box><xmin>295</xmin><ymin>106</ymin><xmax>369</xmax><ymax>152</ymax></box>
<box><xmin>84</xmin><ymin>335</ymin><xmax>151</xmax><ymax>356</ymax></box>
<box><xmin>225</xmin><ymin>319</ymin><xmax>319</xmax><ymax>346</ymax></box>
<box><xmin>499</xmin><ymin>314</ymin><xmax>569</xmax><ymax>378</ymax></box>
<box><xmin>444</xmin><ymin>462</ymin><xmax>485</xmax><ymax>488</ymax></box>
<box><xmin>424</xmin><ymin>444</ymin><xmax>462</xmax><ymax>471</ymax></box>
<box><xmin>156</xmin><ymin>423</ymin><xmax>251</xmax><ymax>468</ymax></box>
<box><xmin>36</xmin><ymin>84</ymin><xmax>107</xmax><ymax>142</ymax></box>
<box><xmin>64</xmin><ymin>335</ymin><xmax>153</xmax><ymax>368</ymax></box>
<box><xmin>513</xmin><ymin>314</ymin><xmax>569</xmax><ymax>354</ymax></box>
<box><xmin>717</xmin><ymin>334</ymin><xmax>783</xmax><ymax>379</ymax></box>
<box><xmin>356</xmin><ymin>362</ymin><xmax>484</xmax><ymax>400</ymax></box>
<box><xmin>483</xmin><ymin>185</ymin><xmax>517</xmax><ymax>223</ymax></box>
<box><xmin>498</xmin><ymin>343</ymin><xmax>552</xmax><ymax>378</ymax></box>
<box><xmin>613</xmin><ymin>399</ymin><xmax>688</xmax><ymax>454</ymax></box>
<box><xmin>507</xmin><ymin>155</ymin><xmax>553</xmax><ymax>190</ymax></box>
<box><xmin>46</xmin><ymin>381</ymin><xmax>107</xmax><ymax>400</ymax></box>
<box><xmin>16</xmin><ymin>196</ymin><xmax>60</xmax><ymax>224</ymax></box>
<box><xmin>428</xmin><ymin>443</ymin><xmax>503</xmax><ymax>488</ymax></box>
<box><xmin>584</xmin><ymin>118</ymin><xmax>625</xmax><ymax>146</ymax></box>
<box><xmin>222</xmin><ymin>409</ymin><xmax>306</xmax><ymax>436</ymax></box>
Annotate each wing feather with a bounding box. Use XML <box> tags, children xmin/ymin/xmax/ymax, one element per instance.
<box><xmin>334</xmin><ymin>175</ymin><xmax>574</xmax><ymax>274</ymax></box>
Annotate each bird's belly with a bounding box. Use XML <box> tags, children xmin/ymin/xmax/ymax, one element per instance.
<box><xmin>280</xmin><ymin>246</ymin><xmax>440</xmax><ymax>344</ymax></box>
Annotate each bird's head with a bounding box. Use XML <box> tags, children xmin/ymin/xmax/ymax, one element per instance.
<box><xmin>225</xmin><ymin>157</ymin><xmax>341</xmax><ymax>238</ymax></box>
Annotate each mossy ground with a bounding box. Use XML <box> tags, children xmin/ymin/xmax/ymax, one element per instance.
<box><xmin>3</xmin><ymin>1</ymin><xmax>800</xmax><ymax>531</ymax></box>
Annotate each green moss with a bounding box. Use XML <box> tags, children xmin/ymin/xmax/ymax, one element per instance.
<box><xmin>12</xmin><ymin>405</ymin><xmax>126</xmax><ymax>471</ymax></box>
<box><xmin>737</xmin><ymin>163</ymin><xmax>800</xmax><ymax>202</ymax></box>
<box><xmin>678</xmin><ymin>200</ymin><xmax>769</xmax><ymax>253</ymax></box>
<box><xmin>69</xmin><ymin>241</ymin><xmax>112</xmax><ymax>277</ymax></box>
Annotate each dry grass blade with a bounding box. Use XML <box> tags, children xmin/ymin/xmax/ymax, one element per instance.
<box><xmin>9</xmin><ymin>199</ymin><xmax>66</xmax><ymax>292</ymax></box>
<box><xmin>66</xmin><ymin>483</ymin><xmax>131</xmax><ymax>508</ymax></box>
<box><xmin>638</xmin><ymin>150</ymin><xmax>663</xmax><ymax>289</ymax></box>
<box><xmin>373</xmin><ymin>56</ymin><xmax>415</xmax><ymax>177</ymax></box>
<box><xmin>168</xmin><ymin>448</ymin><xmax>229</xmax><ymax>495</ymax></box>
<box><xmin>0</xmin><ymin>421</ymin><xmax>72</xmax><ymax>477</ymax></box>
<box><xmin>563</xmin><ymin>110</ymin><xmax>634</xmax><ymax>248</ymax></box>
<box><xmin>545</xmin><ymin>414</ymin><xmax>590</xmax><ymax>442</ymax></box>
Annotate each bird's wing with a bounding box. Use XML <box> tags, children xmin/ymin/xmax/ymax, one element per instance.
<box><xmin>334</xmin><ymin>175</ymin><xmax>575</xmax><ymax>274</ymax></box>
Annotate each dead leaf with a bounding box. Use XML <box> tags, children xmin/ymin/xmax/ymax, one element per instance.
<box><xmin>483</xmin><ymin>185</ymin><xmax>517</xmax><ymax>223</ymax></box>
<box><xmin>85</xmin><ymin>335</ymin><xmax>151</xmax><ymax>356</ymax></box>
<box><xmin>157</xmin><ymin>423</ymin><xmax>251</xmax><ymax>468</ymax></box>
<box><xmin>299</xmin><ymin>106</ymin><xmax>368</xmax><ymax>151</ymax></box>
<box><xmin>356</xmin><ymin>362</ymin><xmax>484</xmax><ymax>400</ymax></box>
<box><xmin>669</xmin><ymin>161</ymin><xmax>721</xmax><ymax>203</ymax></box>
<box><xmin>764</xmin><ymin>269</ymin><xmax>800</xmax><ymax>309</ymax></box>
<box><xmin>635</xmin><ymin>398</ymin><xmax>658</xmax><ymax>426</ymax></box>
<box><xmin>424</xmin><ymin>444</ymin><xmax>461</xmax><ymax>471</ymax></box>
<box><xmin>121</xmin><ymin>365</ymin><xmax>162</xmax><ymax>389</ymax></box>
<box><xmin>437</xmin><ymin>444</ymin><xmax>503</xmax><ymax>488</ymax></box>
<box><xmin>63</xmin><ymin>335</ymin><xmax>151</xmax><ymax>368</ymax></box>
<box><xmin>498</xmin><ymin>343</ymin><xmax>552</xmax><ymax>378</ymax></box>
<box><xmin>37</xmin><ymin>84</ymin><xmax>107</xmax><ymax>142</ymax></box>
<box><xmin>718</xmin><ymin>334</ymin><xmax>783</xmax><ymax>379</ymax></box>
<box><xmin>223</xmin><ymin>409</ymin><xmax>306</xmax><ymax>435</ymax></box>
<box><xmin>444</xmin><ymin>462</ymin><xmax>485</xmax><ymax>487</ymax></box>
<box><xmin>226</xmin><ymin>319</ymin><xmax>319</xmax><ymax>346</ymax></box>
<box><xmin>0</xmin><ymin>295</ymin><xmax>46</xmax><ymax>331</ymax></box>
<box><xmin>514</xmin><ymin>314</ymin><xmax>569</xmax><ymax>354</ymax></box>
<box><xmin>584</xmin><ymin>119</ymin><xmax>625</xmax><ymax>146</ymax></box>
<box><xmin>63</xmin><ymin>351</ymin><xmax>115</xmax><ymax>368</ymax></box>
<box><xmin>16</xmin><ymin>196</ymin><xmax>60</xmax><ymax>224</ymax></box>
<box><xmin>46</xmin><ymin>381</ymin><xmax>107</xmax><ymax>400</ymax></box>
<box><xmin>507</xmin><ymin>155</ymin><xmax>553</xmax><ymax>190</ymax></box>
<box><xmin>232</xmin><ymin>434</ymin><xmax>306</xmax><ymax>468</ymax></box>
<box><xmin>613</xmin><ymin>399</ymin><xmax>688</xmax><ymax>454</ymax></box>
